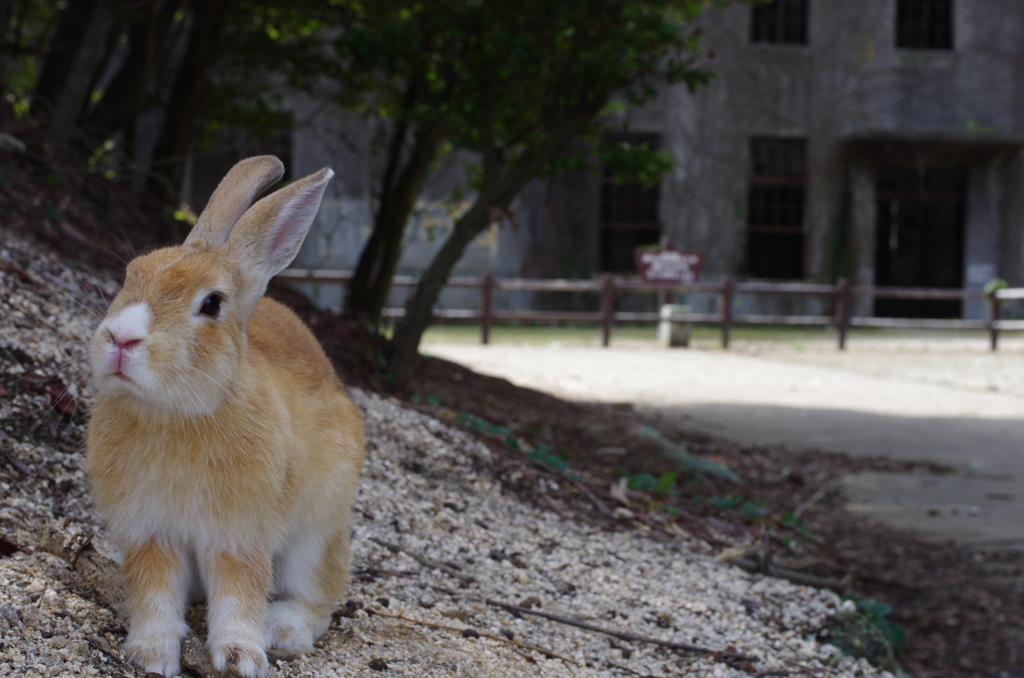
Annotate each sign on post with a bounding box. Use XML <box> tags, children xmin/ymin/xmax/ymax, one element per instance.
<box><xmin>635</xmin><ymin>248</ymin><xmax>703</xmax><ymax>284</ymax></box>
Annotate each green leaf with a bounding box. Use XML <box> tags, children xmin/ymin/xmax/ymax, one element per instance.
<box><xmin>709</xmin><ymin>495</ymin><xmax>740</xmax><ymax>510</ymax></box>
<box><xmin>627</xmin><ymin>473</ymin><xmax>658</xmax><ymax>491</ymax></box>
<box><xmin>654</xmin><ymin>471</ymin><xmax>677</xmax><ymax>494</ymax></box>
<box><xmin>830</xmin><ymin>596</ymin><xmax>907</xmax><ymax>665</ymax></box>
<box><xmin>795</xmin><ymin>525</ymin><xmax>822</xmax><ymax>539</ymax></box>
<box><xmin>984</xmin><ymin>278</ymin><xmax>1008</xmax><ymax>294</ymax></box>
<box><xmin>527</xmin><ymin>449</ymin><xmax>568</xmax><ymax>472</ymax></box>
<box><xmin>636</xmin><ymin>426</ymin><xmax>741</xmax><ymax>484</ymax></box>
<box><xmin>740</xmin><ymin>502</ymin><xmax>766</xmax><ymax>519</ymax></box>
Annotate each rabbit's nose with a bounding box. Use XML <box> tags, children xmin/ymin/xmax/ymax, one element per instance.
<box><xmin>114</xmin><ymin>337</ymin><xmax>142</xmax><ymax>352</ymax></box>
<box><xmin>108</xmin><ymin>333</ymin><xmax>143</xmax><ymax>375</ymax></box>
<box><xmin>109</xmin><ymin>327</ymin><xmax>143</xmax><ymax>350</ymax></box>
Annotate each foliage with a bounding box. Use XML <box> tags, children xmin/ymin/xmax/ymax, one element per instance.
<box><xmin>196</xmin><ymin>0</ymin><xmax>335</xmax><ymax>148</ymax></box>
<box><xmin>525</xmin><ymin>443</ymin><xmax>569</xmax><ymax>473</ymax></box>
<box><xmin>623</xmin><ymin>470</ymin><xmax>679</xmax><ymax>495</ymax></box>
<box><xmin>553</xmin><ymin>134</ymin><xmax>676</xmax><ymax>186</ymax></box>
<box><xmin>445</xmin><ymin>410</ymin><xmax>571</xmax><ymax>472</ymax></box>
<box><xmin>825</xmin><ymin>598</ymin><xmax>906</xmax><ymax>672</ymax></box>
<box><xmin>984</xmin><ymin>277</ymin><xmax>1009</xmax><ymax>294</ymax></box>
<box><xmin>2</xmin><ymin>0</ymin><xmax>65</xmax><ymax>117</ymax></box>
<box><xmin>331</xmin><ymin>0</ymin><xmax>720</xmax><ymax>352</ymax></box>
<box><xmin>849</xmin><ymin>597</ymin><xmax>907</xmax><ymax>654</ymax></box>
<box><xmin>5</xmin><ymin>56</ymin><xmax>38</xmax><ymax>119</ymax></box>
<box><xmin>636</xmin><ymin>425</ymin><xmax>741</xmax><ymax>483</ymax></box>
<box><xmin>331</xmin><ymin>0</ymin><xmax>716</xmax><ymax>161</ymax></box>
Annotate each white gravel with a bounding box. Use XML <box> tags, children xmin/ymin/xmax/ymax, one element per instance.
<box><xmin>0</xmin><ymin>226</ymin><xmax>880</xmax><ymax>677</ymax></box>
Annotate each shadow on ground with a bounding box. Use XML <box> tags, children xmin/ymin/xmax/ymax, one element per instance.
<box><xmin>652</xmin><ymin>403</ymin><xmax>1024</xmax><ymax>548</ymax></box>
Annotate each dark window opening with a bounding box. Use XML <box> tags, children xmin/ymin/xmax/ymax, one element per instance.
<box><xmin>751</xmin><ymin>0</ymin><xmax>809</xmax><ymax>45</ymax></box>
<box><xmin>746</xmin><ymin>137</ymin><xmax>807</xmax><ymax>279</ymax></box>
<box><xmin>896</xmin><ymin>0</ymin><xmax>953</xmax><ymax>50</ymax></box>
<box><xmin>874</xmin><ymin>166</ymin><xmax>966</xmax><ymax>318</ymax></box>
<box><xmin>599</xmin><ymin>133</ymin><xmax>661</xmax><ymax>273</ymax></box>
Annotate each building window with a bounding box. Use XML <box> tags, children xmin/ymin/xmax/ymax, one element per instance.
<box><xmin>746</xmin><ymin>137</ymin><xmax>806</xmax><ymax>280</ymax></box>
<box><xmin>896</xmin><ymin>0</ymin><xmax>953</xmax><ymax>49</ymax></box>
<box><xmin>751</xmin><ymin>0</ymin><xmax>809</xmax><ymax>45</ymax></box>
<box><xmin>599</xmin><ymin>133</ymin><xmax>661</xmax><ymax>273</ymax></box>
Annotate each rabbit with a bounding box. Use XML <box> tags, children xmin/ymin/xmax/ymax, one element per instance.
<box><xmin>85</xmin><ymin>156</ymin><xmax>365</xmax><ymax>678</ymax></box>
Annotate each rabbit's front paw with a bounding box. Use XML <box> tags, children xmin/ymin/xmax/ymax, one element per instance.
<box><xmin>210</xmin><ymin>638</ymin><xmax>268</xmax><ymax>677</ymax></box>
<box><xmin>124</xmin><ymin>632</ymin><xmax>181</xmax><ymax>677</ymax></box>
<box><xmin>263</xmin><ymin>600</ymin><xmax>322</xmax><ymax>652</ymax></box>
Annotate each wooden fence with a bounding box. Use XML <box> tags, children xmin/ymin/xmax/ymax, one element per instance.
<box><xmin>275</xmin><ymin>269</ymin><xmax>1024</xmax><ymax>351</ymax></box>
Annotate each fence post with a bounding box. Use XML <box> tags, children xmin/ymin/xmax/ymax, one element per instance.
<box><xmin>600</xmin><ymin>273</ymin><xmax>614</xmax><ymax>347</ymax></box>
<box><xmin>480</xmin><ymin>273</ymin><xmax>493</xmax><ymax>345</ymax></box>
<box><xmin>720</xmin><ymin>275</ymin><xmax>733</xmax><ymax>349</ymax></box>
<box><xmin>987</xmin><ymin>289</ymin><xmax>1000</xmax><ymax>351</ymax></box>
<box><xmin>835</xmin><ymin>277</ymin><xmax>851</xmax><ymax>350</ymax></box>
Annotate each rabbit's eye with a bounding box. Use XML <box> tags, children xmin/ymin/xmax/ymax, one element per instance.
<box><xmin>199</xmin><ymin>294</ymin><xmax>222</xmax><ymax>318</ymax></box>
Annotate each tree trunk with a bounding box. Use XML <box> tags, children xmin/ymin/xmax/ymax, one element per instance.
<box><xmin>389</xmin><ymin>99</ymin><xmax>606</xmax><ymax>383</ymax></box>
<box><xmin>32</xmin><ymin>0</ymin><xmax>99</xmax><ymax>115</ymax></box>
<box><xmin>389</xmin><ymin>202</ymin><xmax>490</xmax><ymax>382</ymax></box>
<box><xmin>42</xmin><ymin>0</ymin><xmax>116</xmax><ymax>153</ymax></box>
<box><xmin>85</xmin><ymin>0</ymin><xmax>180</xmax><ymax>142</ymax></box>
<box><xmin>0</xmin><ymin>0</ymin><xmax>12</xmax><ymax>90</ymax></box>
<box><xmin>147</xmin><ymin>0</ymin><xmax>228</xmax><ymax>203</ymax></box>
<box><xmin>346</xmin><ymin>116</ymin><xmax>444</xmax><ymax>327</ymax></box>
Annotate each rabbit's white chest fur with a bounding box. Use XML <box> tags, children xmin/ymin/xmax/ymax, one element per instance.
<box><xmin>109</xmin><ymin>450</ymin><xmax>289</xmax><ymax>552</ymax></box>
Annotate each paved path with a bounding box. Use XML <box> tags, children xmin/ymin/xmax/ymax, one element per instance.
<box><xmin>424</xmin><ymin>343</ymin><xmax>1024</xmax><ymax>549</ymax></box>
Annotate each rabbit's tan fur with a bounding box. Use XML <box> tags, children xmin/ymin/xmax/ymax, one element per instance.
<box><xmin>85</xmin><ymin>157</ymin><xmax>364</xmax><ymax>677</ymax></box>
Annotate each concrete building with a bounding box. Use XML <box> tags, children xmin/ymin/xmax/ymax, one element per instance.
<box><xmin>188</xmin><ymin>0</ymin><xmax>1024</xmax><ymax>320</ymax></box>
<box><xmin>668</xmin><ymin>0</ymin><xmax>1024</xmax><ymax>321</ymax></box>
<box><xmin>530</xmin><ymin>0</ymin><xmax>1024</xmax><ymax>320</ymax></box>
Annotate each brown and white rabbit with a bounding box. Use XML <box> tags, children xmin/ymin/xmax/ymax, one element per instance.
<box><xmin>85</xmin><ymin>156</ymin><xmax>364</xmax><ymax>677</ymax></box>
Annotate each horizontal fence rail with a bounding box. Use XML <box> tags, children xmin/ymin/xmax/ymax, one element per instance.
<box><xmin>276</xmin><ymin>268</ymin><xmax>1024</xmax><ymax>351</ymax></box>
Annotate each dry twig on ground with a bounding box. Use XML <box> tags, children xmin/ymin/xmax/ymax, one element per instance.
<box><xmin>371</xmin><ymin>609</ymin><xmax>580</xmax><ymax>665</ymax></box>
<box><xmin>485</xmin><ymin>599</ymin><xmax>759</xmax><ymax>664</ymax></box>
<box><xmin>368</xmin><ymin>537</ymin><xmax>477</xmax><ymax>583</ymax></box>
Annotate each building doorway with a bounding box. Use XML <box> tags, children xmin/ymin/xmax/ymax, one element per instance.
<box><xmin>874</xmin><ymin>166</ymin><xmax>966</xmax><ymax>318</ymax></box>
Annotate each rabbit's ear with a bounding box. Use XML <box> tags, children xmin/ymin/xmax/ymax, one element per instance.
<box><xmin>184</xmin><ymin>155</ymin><xmax>285</xmax><ymax>250</ymax></box>
<box><xmin>226</xmin><ymin>167</ymin><xmax>333</xmax><ymax>299</ymax></box>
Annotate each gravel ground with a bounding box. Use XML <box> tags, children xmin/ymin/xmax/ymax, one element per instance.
<box><xmin>0</xmin><ymin>227</ymin><xmax>881</xmax><ymax>677</ymax></box>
